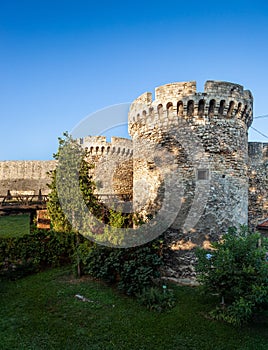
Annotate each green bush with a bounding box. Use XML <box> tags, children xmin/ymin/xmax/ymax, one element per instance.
<box><xmin>138</xmin><ymin>286</ymin><xmax>176</xmax><ymax>312</ymax></box>
<box><xmin>77</xmin><ymin>239</ymin><xmax>163</xmax><ymax>296</ymax></box>
<box><xmin>0</xmin><ymin>229</ymin><xmax>76</xmax><ymax>280</ymax></box>
<box><xmin>196</xmin><ymin>225</ymin><xmax>268</xmax><ymax>325</ymax></box>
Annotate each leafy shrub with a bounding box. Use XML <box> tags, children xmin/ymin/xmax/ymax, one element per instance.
<box><xmin>196</xmin><ymin>225</ymin><xmax>268</xmax><ymax>326</ymax></box>
<box><xmin>77</xmin><ymin>239</ymin><xmax>163</xmax><ymax>296</ymax></box>
<box><xmin>138</xmin><ymin>286</ymin><xmax>176</xmax><ymax>312</ymax></box>
<box><xmin>0</xmin><ymin>228</ymin><xmax>76</xmax><ymax>280</ymax></box>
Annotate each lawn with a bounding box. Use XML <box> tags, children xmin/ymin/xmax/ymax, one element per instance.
<box><xmin>1</xmin><ymin>267</ymin><xmax>268</xmax><ymax>350</ymax></box>
<box><xmin>0</xmin><ymin>214</ymin><xmax>30</xmax><ymax>237</ymax></box>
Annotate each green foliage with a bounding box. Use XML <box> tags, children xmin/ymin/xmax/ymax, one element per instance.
<box><xmin>45</xmin><ymin>133</ymin><xmax>164</xmax><ymax>302</ymax></box>
<box><xmin>0</xmin><ymin>228</ymin><xmax>76</xmax><ymax>280</ymax></box>
<box><xmin>77</xmin><ymin>238</ymin><xmax>163</xmax><ymax>296</ymax></box>
<box><xmin>138</xmin><ymin>286</ymin><xmax>176</xmax><ymax>312</ymax></box>
<box><xmin>47</xmin><ymin>132</ymin><xmax>99</xmax><ymax>232</ymax></box>
<box><xmin>117</xmin><ymin>245</ymin><xmax>163</xmax><ymax>295</ymax></box>
<box><xmin>196</xmin><ymin>225</ymin><xmax>268</xmax><ymax>325</ymax></box>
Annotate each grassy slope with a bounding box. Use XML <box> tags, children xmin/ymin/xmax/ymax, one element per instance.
<box><xmin>1</xmin><ymin>267</ymin><xmax>268</xmax><ymax>350</ymax></box>
<box><xmin>0</xmin><ymin>214</ymin><xmax>30</xmax><ymax>237</ymax></box>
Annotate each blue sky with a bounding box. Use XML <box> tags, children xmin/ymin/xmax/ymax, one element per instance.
<box><xmin>1</xmin><ymin>0</ymin><xmax>268</xmax><ymax>160</ymax></box>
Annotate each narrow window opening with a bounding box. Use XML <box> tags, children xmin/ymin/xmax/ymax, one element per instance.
<box><xmin>227</xmin><ymin>101</ymin><xmax>235</xmax><ymax>118</ymax></box>
<box><xmin>187</xmin><ymin>100</ymin><xmax>194</xmax><ymax>117</ymax></box>
<box><xmin>197</xmin><ymin>169</ymin><xmax>209</xmax><ymax>180</ymax></box>
<box><xmin>198</xmin><ymin>99</ymin><xmax>205</xmax><ymax>117</ymax></box>
<box><xmin>157</xmin><ymin>104</ymin><xmax>163</xmax><ymax>116</ymax></box>
<box><xmin>208</xmin><ymin>99</ymin><xmax>215</xmax><ymax>117</ymax></box>
<box><xmin>177</xmin><ymin>101</ymin><xmax>184</xmax><ymax>117</ymax></box>
<box><xmin>218</xmin><ymin>100</ymin><xmax>225</xmax><ymax>115</ymax></box>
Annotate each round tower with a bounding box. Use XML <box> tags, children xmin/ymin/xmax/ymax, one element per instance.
<box><xmin>128</xmin><ymin>80</ymin><xmax>253</xmax><ymax>245</ymax></box>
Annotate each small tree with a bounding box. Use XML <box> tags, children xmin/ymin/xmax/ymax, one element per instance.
<box><xmin>47</xmin><ymin>132</ymin><xmax>99</xmax><ymax>276</ymax></box>
<box><xmin>196</xmin><ymin>226</ymin><xmax>268</xmax><ymax>325</ymax></box>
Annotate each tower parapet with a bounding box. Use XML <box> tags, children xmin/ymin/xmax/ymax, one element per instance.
<box><xmin>128</xmin><ymin>80</ymin><xmax>253</xmax><ymax>138</ymax></box>
<box><xmin>129</xmin><ymin>81</ymin><xmax>253</xmax><ymax>254</ymax></box>
<box><xmin>80</xmin><ymin>136</ymin><xmax>133</xmax><ymax>158</ymax></box>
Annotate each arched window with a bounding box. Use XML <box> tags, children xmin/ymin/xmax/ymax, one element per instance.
<box><xmin>227</xmin><ymin>101</ymin><xmax>235</xmax><ymax>118</ymax></box>
<box><xmin>187</xmin><ymin>100</ymin><xmax>194</xmax><ymax>117</ymax></box>
<box><xmin>157</xmin><ymin>104</ymin><xmax>163</xmax><ymax>116</ymax></box>
<box><xmin>166</xmin><ymin>102</ymin><xmax>173</xmax><ymax>117</ymax></box>
<box><xmin>198</xmin><ymin>99</ymin><xmax>205</xmax><ymax>117</ymax></box>
<box><xmin>208</xmin><ymin>99</ymin><xmax>216</xmax><ymax>117</ymax></box>
<box><xmin>236</xmin><ymin>102</ymin><xmax>242</xmax><ymax>116</ymax></box>
<box><xmin>177</xmin><ymin>101</ymin><xmax>184</xmax><ymax>117</ymax></box>
<box><xmin>218</xmin><ymin>100</ymin><xmax>225</xmax><ymax>115</ymax></box>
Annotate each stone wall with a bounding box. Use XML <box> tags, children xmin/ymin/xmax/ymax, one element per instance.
<box><xmin>0</xmin><ymin>161</ymin><xmax>56</xmax><ymax>195</ymax></box>
<box><xmin>129</xmin><ymin>80</ymin><xmax>253</xmax><ymax>280</ymax></box>
<box><xmin>1</xmin><ymin>80</ymin><xmax>267</xmax><ymax>283</ymax></box>
<box><xmin>248</xmin><ymin>142</ymin><xmax>268</xmax><ymax>229</ymax></box>
<box><xmin>129</xmin><ymin>80</ymin><xmax>252</xmax><ymax>239</ymax></box>
<box><xmin>0</xmin><ymin>137</ymin><xmax>133</xmax><ymax>203</ymax></box>
<box><xmin>81</xmin><ymin>136</ymin><xmax>133</xmax><ymax>207</ymax></box>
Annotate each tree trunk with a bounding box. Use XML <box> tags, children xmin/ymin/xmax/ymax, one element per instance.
<box><xmin>76</xmin><ymin>232</ymin><xmax>81</xmax><ymax>278</ymax></box>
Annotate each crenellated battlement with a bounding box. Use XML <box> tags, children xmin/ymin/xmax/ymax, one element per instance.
<box><xmin>0</xmin><ymin>78</ymin><xmax>265</xmax><ymax>282</ymax></box>
<box><xmin>80</xmin><ymin>136</ymin><xmax>133</xmax><ymax>157</ymax></box>
<box><xmin>128</xmin><ymin>80</ymin><xmax>253</xmax><ymax>136</ymax></box>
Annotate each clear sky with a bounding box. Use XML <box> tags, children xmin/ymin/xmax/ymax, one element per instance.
<box><xmin>1</xmin><ymin>0</ymin><xmax>268</xmax><ymax>160</ymax></box>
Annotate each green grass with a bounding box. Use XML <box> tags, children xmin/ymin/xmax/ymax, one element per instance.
<box><xmin>1</xmin><ymin>267</ymin><xmax>268</xmax><ymax>350</ymax></box>
<box><xmin>0</xmin><ymin>214</ymin><xmax>30</xmax><ymax>237</ymax></box>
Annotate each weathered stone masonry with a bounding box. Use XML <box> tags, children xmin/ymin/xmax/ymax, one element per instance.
<box><xmin>0</xmin><ymin>137</ymin><xmax>133</xmax><ymax>201</ymax></box>
<box><xmin>0</xmin><ymin>161</ymin><xmax>56</xmax><ymax>196</ymax></box>
<box><xmin>129</xmin><ymin>80</ymin><xmax>253</xmax><ymax>244</ymax></box>
<box><xmin>81</xmin><ymin>136</ymin><xmax>133</xmax><ymax>207</ymax></box>
<box><xmin>1</xmin><ymin>80</ymin><xmax>268</xmax><ymax>281</ymax></box>
<box><xmin>248</xmin><ymin>142</ymin><xmax>268</xmax><ymax>229</ymax></box>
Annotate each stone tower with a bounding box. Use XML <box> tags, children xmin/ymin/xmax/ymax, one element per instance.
<box><xmin>128</xmin><ymin>81</ymin><xmax>253</xmax><ymax>246</ymax></box>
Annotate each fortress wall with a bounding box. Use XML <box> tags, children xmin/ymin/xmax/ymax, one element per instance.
<box><xmin>81</xmin><ymin>136</ymin><xmax>133</xmax><ymax>200</ymax></box>
<box><xmin>0</xmin><ymin>136</ymin><xmax>133</xmax><ymax>202</ymax></box>
<box><xmin>0</xmin><ymin>161</ymin><xmax>56</xmax><ymax>195</ymax></box>
<box><xmin>248</xmin><ymin>142</ymin><xmax>268</xmax><ymax>229</ymax></box>
<box><xmin>1</xmin><ymin>79</ymin><xmax>266</xmax><ymax>283</ymax></box>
